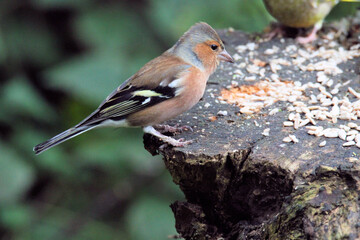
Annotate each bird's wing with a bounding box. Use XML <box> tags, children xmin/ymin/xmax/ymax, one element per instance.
<box><xmin>76</xmin><ymin>55</ymin><xmax>191</xmax><ymax>127</ymax></box>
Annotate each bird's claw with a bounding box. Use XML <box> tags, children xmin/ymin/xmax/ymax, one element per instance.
<box><xmin>296</xmin><ymin>25</ymin><xmax>318</xmax><ymax>44</ymax></box>
<box><xmin>176</xmin><ymin>138</ymin><xmax>193</xmax><ymax>145</ymax></box>
<box><xmin>296</xmin><ymin>34</ymin><xmax>317</xmax><ymax>44</ymax></box>
<box><xmin>155</xmin><ymin>124</ymin><xmax>193</xmax><ymax>134</ymax></box>
<box><xmin>177</xmin><ymin>125</ymin><xmax>193</xmax><ymax>132</ymax></box>
<box><xmin>159</xmin><ymin>137</ymin><xmax>193</xmax><ymax>149</ymax></box>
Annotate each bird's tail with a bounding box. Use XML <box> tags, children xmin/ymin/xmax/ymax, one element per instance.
<box><xmin>33</xmin><ymin>125</ymin><xmax>95</xmax><ymax>155</ymax></box>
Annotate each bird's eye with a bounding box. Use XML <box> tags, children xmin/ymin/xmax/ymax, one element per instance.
<box><xmin>210</xmin><ymin>44</ymin><xmax>218</xmax><ymax>50</ymax></box>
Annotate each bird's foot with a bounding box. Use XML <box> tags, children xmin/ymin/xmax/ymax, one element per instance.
<box><xmin>154</xmin><ymin>124</ymin><xmax>193</xmax><ymax>134</ymax></box>
<box><xmin>143</xmin><ymin>126</ymin><xmax>193</xmax><ymax>148</ymax></box>
<box><xmin>296</xmin><ymin>26</ymin><xmax>318</xmax><ymax>44</ymax></box>
<box><xmin>264</xmin><ymin>25</ymin><xmax>284</xmax><ymax>41</ymax></box>
<box><xmin>159</xmin><ymin>138</ymin><xmax>193</xmax><ymax>150</ymax></box>
<box><xmin>296</xmin><ymin>34</ymin><xmax>317</xmax><ymax>44</ymax></box>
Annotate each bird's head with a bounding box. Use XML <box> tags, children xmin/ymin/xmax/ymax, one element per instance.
<box><xmin>170</xmin><ymin>22</ymin><xmax>234</xmax><ymax>74</ymax></box>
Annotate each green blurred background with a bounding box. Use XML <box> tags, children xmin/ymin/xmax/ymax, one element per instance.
<box><xmin>0</xmin><ymin>0</ymin><xmax>358</xmax><ymax>239</ymax></box>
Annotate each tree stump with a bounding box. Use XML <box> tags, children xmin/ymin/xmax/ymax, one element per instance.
<box><xmin>144</xmin><ymin>17</ymin><xmax>360</xmax><ymax>240</ymax></box>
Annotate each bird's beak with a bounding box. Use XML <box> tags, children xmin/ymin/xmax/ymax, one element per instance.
<box><xmin>218</xmin><ymin>49</ymin><xmax>234</xmax><ymax>63</ymax></box>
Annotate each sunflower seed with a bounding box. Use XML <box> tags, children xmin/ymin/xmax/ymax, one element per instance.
<box><xmin>343</xmin><ymin>141</ymin><xmax>355</xmax><ymax>147</ymax></box>
<box><xmin>283</xmin><ymin>121</ymin><xmax>294</xmax><ymax>127</ymax></box>
<box><xmin>348</xmin><ymin>122</ymin><xmax>358</xmax><ymax>128</ymax></box>
<box><xmin>283</xmin><ymin>137</ymin><xmax>292</xmax><ymax>143</ymax></box>
<box><xmin>319</xmin><ymin>141</ymin><xmax>326</xmax><ymax>147</ymax></box>
<box><xmin>289</xmin><ymin>134</ymin><xmax>299</xmax><ymax>143</ymax></box>
<box><xmin>339</xmin><ymin>129</ymin><xmax>347</xmax><ymax>140</ymax></box>
<box><xmin>323</xmin><ymin>128</ymin><xmax>339</xmax><ymax>138</ymax></box>
<box><xmin>349</xmin><ymin>87</ymin><xmax>360</xmax><ymax>99</ymax></box>
<box><xmin>262</xmin><ymin>128</ymin><xmax>270</xmax><ymax>136</ymax></box>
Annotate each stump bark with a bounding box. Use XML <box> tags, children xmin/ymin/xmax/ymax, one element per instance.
<box><xmin>144</xmin><ymin>17</ymin><xmax>360</xmax><ymax>240</ymax></box>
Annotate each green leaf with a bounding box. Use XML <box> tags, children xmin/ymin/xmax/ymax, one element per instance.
<box><xmin>148</xmin><ymin>0</ymin><xmax>272</xmax><ymax>35</ymax></box>
<box><xmin>34</xmin><ymin>148</ymin><xmax>77</xmax><ymax>177</ymax></box>
<box><xmin>75</xmin><ymin>219</ymin><xmax>126</xmax><ymax>240</ymax></box>
<box><xmin>10</xmin><ymin>124</ymin><xmax>76</xmax><ymax>177</ymax></box>
<box><xmin>3</xmin><ymin>16</ymin><xmax>61</xmax><ymax>66</ymax></box>
<box><xmin>74</xmin><ymin>7</ymin><xmax>133</xmax><ymax>52</ymax></box>
<box><xmin>73</xmin><ymin>5</ymin><xmax>162</xmax><ymax>79</ymax></box>
<box><xmin>0</xmin><ymin>75</ymin><xmax>55</xmax><ymax>122</ymax></box>
<box><xmin>45</xmin><ymin>53</ymin><xmax>125</xmax><ymax>104</ymax></box>
<box><xmin>326</xmin><ymin>2</ymin><xmax>360</xmax><ymax>21</ymax></box>
<box><xmin>74</xmin><ymin>6</ymin><xmax>161</xmax><ymax>56</ymax></box>
<box><xmin>126</xmin><ymin>195</ymin><xmax>177</xmax><ymax>240</ymax></box>
<box><xmin>71</xmin><ymin>128</ymin><xmax>157</xmax><ymax>174</ymax></box>
<box><xmin>0</xmin><ymin>144</ymin><xmax>35</xmax><ymax>205</ymax></box>
<box><xmin>0</xmin><ymin>204</ymin><xmax>33</xmax><ymax>231</ymax></box>
<box><xmin>14</xmin><ymin>207</ymin><xmax>73</xmax><ymax>240</ymax></box>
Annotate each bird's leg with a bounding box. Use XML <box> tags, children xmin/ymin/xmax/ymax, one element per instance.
<box><xmin>154</xmin><ymin>124</ymin><xmax>193</xmax><ymax>134</ymax></box>
<box><xmin>265</xmin><ymin>25</ymin><xmax>284</xmax><ymax>40</ymax></box>
<box><xmin>296</xmin><ymin>27</ymin><xmax>318</xmax><ymax>44</ymax></box>
<box><xmin>296</xmin><ymin>21</ymin><xmax>322</xmax><ymax>44</ymax></box>
<box><xmin>143</xmin><ymin>126</ymin><xmax>193</xmax><ymax>147</ymax></box>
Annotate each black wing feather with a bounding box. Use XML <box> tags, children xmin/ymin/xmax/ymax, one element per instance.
<box><xmin>80</xmin><ymin>85</ymin><xmax>176</xmax><ymax>126</ymax></box>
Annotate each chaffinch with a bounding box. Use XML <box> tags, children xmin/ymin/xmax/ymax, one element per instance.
<box><xmin>34</xmin><ymin>22</ymin><xmax>233</xmax><ymax>154</ymax></box>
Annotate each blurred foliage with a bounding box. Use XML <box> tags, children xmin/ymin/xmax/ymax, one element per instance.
<box><xmin>0</xmin><ymin>0</ymin><xmax>358</xmax><ymax>239</ymax></box>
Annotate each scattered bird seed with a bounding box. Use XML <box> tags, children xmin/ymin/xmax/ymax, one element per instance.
<box><xmin>347</xmin><ymin>130</ymin><xmax>359</xmax><ymax>136</ymax></box>
<box><xmin>319</xmin><ymin>141</ymin><xmax>326</xmax><ymax>147</ymax></box>
<box><xmin>262</xmin><ymin>128</ymin><xmax>270</xmax><ymax>136</ymax></box>
<box><xmin>339</xmin><ymin>129</ymin><xmax>347</xmax><ymax>140</ymax></box>
<box><xmin>269</xmin><ymin>108</ymin><xmax>280</xmax><ymax>115</ymax></box>
<box><xmin>289</xmin><ymin>134</ymin><xmax>299</xmax><ymax>143</ymax></box>
<box><xmin>355</xmin><ymin>134</ymin><xmax>360</xmax><ymax>143</ymax></box>
<box><xmin>283</xmin><ymin>137</ymin><xmax>292</xmax><ymax>143</ymax></box>
<box><xmin>349</xmin><ymin>87</ymin><xmax>360</xmax><ymax>99</ymax></box>
<box><xmin>343</xmin><ymin>141</ymin><xmax>355</xmax><ymax>147</ymax></box>
<box><xmin>283</xmin><ymin>121</ymin><xmax>294</xmax><ymax>127</ymax></box>
<box><xmin>223</xmin><ymin>37</ymin><xmax>360</xmax><ymax>149</ymax></box>
<box><xmin>244</xmin><ymin>76</ymin><xmax>256</xmax><ymax>81</ymax></box>
<box><xmin>217</xmin><ymin>110</ymin><xmax>228</xmax><ymax>116</ymax></box>
<box><xmin>323</xmin><ymin>128</ymin><xmax>339</xmax><ymax>138</ymax></box>
<box><xmin>348</xmin><ymin>122</ymin><xmax>358</xmax><ymax>128</ymax></box>
<box><xmin>347</xmin><ymin>135</ymin><xmax>356</xmax><ymax>141</ymax></box>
